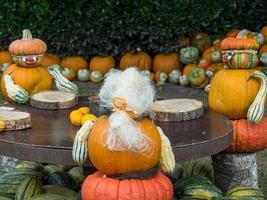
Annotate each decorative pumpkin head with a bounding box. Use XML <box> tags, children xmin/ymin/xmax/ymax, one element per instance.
<box><xmin>82</xmin><ymin>171</ymin><xmax>173</xmax><ymax>200</ymax></box>
<box><xmin>152</xmin><ymin>53</ymin><xmax>180</xmax><ymax>73</ymax></box>
<box><xmin>226</xmin><ymin>118</ymin><xmax>267</xmax><ymax>152</ymax></box>
<box><xmin>89</xmin><ymin>56</ymin><xmax>115</xmax><ymax>74</ymax></box>
<box><xmin>179</xmin><ymin>47</ymin><xmax>199</xmax><ymax>64</ymax></box>
<box><xmin>9</xmin><ymin>30</ymin><xmax>47</xmax><ymax>67</ymax></box>
<box><xmin>120</xmin><ymin>50</ymin><xmax>152</xmax><ymax>71</ymax></box>
<box><xmin>88</xmin><ymin>68</ymin><xmax>161</xmax><ymax>175</ymax></box>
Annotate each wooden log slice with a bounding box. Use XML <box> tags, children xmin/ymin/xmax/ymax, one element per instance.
<box><xmin>149</xmin><ymin>99</ymin><xmax>203</xmax><ymax>122</ymax></box>
<box><xmin>30</xmin><ymin>91</ymin><xmax>77</xmax><ymax>110</ymax></box>
<box><xmin>0</xmin><ymin>111</ymin><xmax>31</xmax><ymax>130</ymax></box>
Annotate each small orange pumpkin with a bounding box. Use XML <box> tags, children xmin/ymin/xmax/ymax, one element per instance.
<box><xmin>9</xmin><ymin>29</ymin><xmax>47</xmax><ymax>56</ymax></box>
<box><xmin>62</xmin><ymin>68</ymin><xmax>76</xmax><ymax>81</ymax></box>
<box><xmin>198</xmin><ymin>58</ymin><xmax>211</xmax><ymax>69</ymax></box>
<box><xmin>182</xmin><ymin>64</ymin><xmax>198</xmax><ymax>75</ymax></box>
<box><xmin>82</xmin><ymin>171</ymin><xmax>173</xmax><ymax>200</ymax></box>
<box><xmin>88</xmin><ymin>117</ymin><xmax>161</xmax><ymax>175</ymax></box>
<box><xmin>259</xmin><ymin>44</ymin><xmax>267</xmax><ymax>56</ymax></box>
<box><xmin>61</xmin><ymin>56</ymin><xmax>88</xmax><ymax>72</ymax></box>
<box><xmin>226</xmin><ymin>118</ymin><xmax>267</xmax><ymax>152</ymax></box>
<box><xmin>89</xmin><ymin>56</ymin><xmax>115</xmax><ymax>74</ymax></box>
<box><xmin>40</xmin><ymin>53</ymin><xmax>61</xmax><ymax>67</ymax></box>
<box><xmin>0</xmin><ymin>51</ymin><xmax>13</xmax><ymax>65</ymax></box>
<box><xmin>202</xmin><ymin>46</ymin><xmax>221</xmax><ymax>61</ymax></box>
<box><xmin>152</xmin><ymin>53</ymin><xmax>180</xmax><ymax>73</ymax></box>
<box><xmin>260</xmin><ymin>25</ymin><xmax>267</xmax><ymax>43</ymax></box>
<box><xmin>120</xmin><ymin>51</ymin><xmax>152</xmax><ymax>71</ymax></box>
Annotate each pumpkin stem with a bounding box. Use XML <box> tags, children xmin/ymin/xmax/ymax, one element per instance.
<box><xmin>236</xmin><ymin>29</ymin><xmax>249</xmax><ymax>38</ymax></box>
<box><xmin>22</xmin><ymin>29</ymin><xmax>33</xmax><ymax>40</ymax></box>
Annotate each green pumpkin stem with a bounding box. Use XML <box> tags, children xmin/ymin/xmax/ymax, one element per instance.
<box><xmin>22</xmin><ymin>29</ymin><xmax>33</xmax><ymax>40</ymax></box>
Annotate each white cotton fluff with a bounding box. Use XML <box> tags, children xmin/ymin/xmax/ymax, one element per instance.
<box><xmin>98</xmin><ymin>67</ymin><xmax>155</xmax><ymax>152</ymax></box>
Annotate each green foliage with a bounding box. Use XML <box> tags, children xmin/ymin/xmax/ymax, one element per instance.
<box><xmin>0</xmin><ymin>0</ymin><xmax>266</xmax><ymax>58</ymax></box>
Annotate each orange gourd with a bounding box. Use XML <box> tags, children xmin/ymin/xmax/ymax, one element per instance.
<box><xmin>40</xmin><ymin>53</ymin><xmax>61</xmax><ymax>67</ymax></box>
<box><xmin>88</xmin><ymin>117</ymin><xmax>161</xmax><ymax>175</ymax></box>
<box><xmin>89</xmin><ymin>56</ymin><xmax>115</xmax><ymax>74</ymax></box>
<box><xmin>1</xmin><ymin>64</ymin><xmax>52</xmax><ymax>100</ymax></box>
<box><xmin>208</xmin><ymin>69</ymin><xmax>260</xmax><ymax>119</ymax></box>
<box><xmin>82</xmin><ymin>171</ymin><xmax>173</xmax><ymax>200</ymax></box>
<box><xmin>0</xmin><ymin>51</ymin><xmax>13</xmax><ymax>65</ymax></box>
<box><xmin>183</xmin><ymin>64</ymin><xmax>198</xmax><ymax>75</ymax></box>
<box><xmin>120</xmin><ymin>51</ymin><xmax>152</xmax><ymax>71</ymax></box>
<box><xmin>61</xmin><ymin>56</ymin><xmax>88</xmax><ymax>72</ymax></box>
<box><xmin>226</xmin><ymin>118</ymin><xmax>267</xmax><ymax>152</ymax></box>
<box><xmin>152</xmin><ymin>53</ymin><xmax>180</xmax><ymax>73</ymax></box>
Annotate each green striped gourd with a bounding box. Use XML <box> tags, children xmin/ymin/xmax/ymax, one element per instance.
<box><xmin>48</xmin><ymin>66</ymin><xmax>79</xmax><ymax>96</ymax></box>
<box><xmin>15</xmin><ymin>176</ymin><xmax>43</xmax><ymax>200</ymax></box>
<box><xmin>247</xmin><ymin>71</ymin><xmax>267</xmax><ymax>124</ymax></box>
<box><xmin>72</xmin><ymin>120</ymin><xmax>94</xmax><ymax>166</ymax></box>
<box><xmin>44</xmin><ymin>165</ymin><xmax>64</xmax><ymax>174</ymax></box>
<box><xmin>226</xmin><ymin>186</ymin><xmax>265</xmax><ymax>199</ymax></box>
<box><xmin>48</xmin><ymin>171</ymin><xmax>79</xmax><ymax>192</ymax></box>
<box><xmin>29</xmin><ymin>193</ymin><xmax>75</xmax><ymax>200</ymax></box>
<box><xmin>43</xmin><ymin>185</ymin><xmax>81</xmax><ymax>200</ymax></box>
<box><xmin>3</xmin><ymin>72</ymin><xmax>29</xmax><ymax>104</ymax></box>
<box><xmin>15</xmin><ymin>161</ymin><xmax>44</xmax><ymax>173</ymax></box>
<box><xmin>68</xmin><ymin>167</ymin><xmax>84</xmax><ymax>183</ymax></box>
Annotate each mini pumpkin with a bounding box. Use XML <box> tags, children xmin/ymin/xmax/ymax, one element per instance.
<box><xmin>88</xmin><ymin>117</ymin><xmax>161</xmax><ymax>175</ymax></box>
<box><xmin>202</xmin><ymin>46</ymin><xmax>221</xmax><ymax>61</ymax></box>
<box><xmin>120</xmin><ymin>51</ymin><xmax>152</xmax><ymax>71</ymax></box>
<box><xmin>77</xmin><ymin>69</ymin><xmax>90</xmax><ymax>82</ymax></box>
<box><xmin>168</xmin><ymin>69</ymin><xmax>181</xmax><ymax>84</ymax></box>
<box><xmin>61</xmin><ymin>56</ymin><xmax>88</xmax><ymax>72</ymax></box>
<box><xmin>179</xmin><ymin>47</ymin><xmax>199</xmax><ymax>64</ymax></box>
<box><xmin>188</xmin><ymin>67</ymin><xmax>207</xmax><ymax>88</ymax></box>
<box><xmin>90</xmin><ymin>71</ymin><xmax>104</xmax><ymax>83</ymax></box>
<box><xmin>82</xmin><ymin>171</ymin><xmax>173</xmax><ymax>200</ymax></box>
<box><xmin>152</xmin><ymin>53</ymin><xmax>180</xmax><ymax>73</ymax></box>
<box><xmin>89</xmin><ymin>56</ymin><xmax>115</xmax><ymax>74</ymax></box>
<box><xmin>62</xmin><ymin>68</ymin><xmax>76</xmax><ymax>81</ymax></box>
<box><xmin>155</xmin><ymin>71</ymin><xmax>168</xmax><ymax>84</ymax></box>
<box><xmin>191</xmin><ymin>33</ymin><xmax>212</xmax><ymax>52</ymax></box>
<box><xmin>182</xmin><ymin>64</ymin><xmax>198</xmax><ymax>75</ymax></box>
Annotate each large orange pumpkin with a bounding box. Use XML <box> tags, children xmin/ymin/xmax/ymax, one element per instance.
<box><xmin>89</xmin><ymin>56</ymin><xmax>115</xmax><ymax>74</ymax></box>
<box><xmin>208</xmin><ymin>69</ymin><xmax>260</xmax><ymax>119</ymax></box>
<box><xmin>61</xmin><ymin>56</ymin><xmax>88</xmax><ymax>72</ymax></box>
<box><xmin>226</xmin><ymin>118</ymin><xmax>267</xmax><ymax>152</ymax></box>
<box><xmin>0</xmin><ymin>51</ymin><xmax>13</xmax><ymax>65</ymax></box>
<box><xmin>88</xmin><ymin>117</ymin><xmax>161</xmax><ymax>176</ymax></box>
<box><xmin>152</xmin><ymin>53</ymin><xmax>180</xmax><ymax>74</ymax></box>
<box><xmin>120</xmin><ymin>51</ymin><xmax>152</xmax><ymax>71</ymax></box>
<box><xmin>40</xmin><ymin>53</ymin><xmax>61</xmax><ymax>67</ymax></box>
<box><xmin>1</xmin><ymin>64</ymin><xmax>52</xmax><ymax>100</ymax></box>
<box><xmin>82</xmin><ymin>171</ymin><xmax>173</xmax><ymax>200</ymax></box>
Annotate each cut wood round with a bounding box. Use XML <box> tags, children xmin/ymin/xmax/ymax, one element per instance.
<box><xmin>0</xmin><ymin>111</ymin><xmax>31</xmax><ymax>130</ymax></box>
<box><xmin>149</xmin><ymin>99</ymin><xmax>203</xmax><ymax>122</ymax></box>
<box><xmin>212</xmin><ymin>152</ymin><xmax>258</xmax><ymax>193</ymax></box>
<box><xmin>30</xmin><ymin>90</ymin><xmax>77</xmax><ymax>110</ymax></box>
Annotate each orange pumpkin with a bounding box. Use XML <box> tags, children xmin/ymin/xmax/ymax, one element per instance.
<box><xmin>182</xmin><ymin>64</ymin><xmax>198</xmax><ymax>75</ymax></box>
<box><xmin>9</xmin><ymin>29</ymin><xmax>47</xmax><ymax>56</ymax></box>
<box><xmin>191</xmin><ymin>33</ymin><xmax>212</xmax><ymax>52</ymax></box>
<box><xmin>152</xmin><ymin>53</ymin><xmax>180</xmax><ymax>73</ymax></box>
<box><xmin>40</xmin><ymin>53</ymin><xmax>61</xmax><ymax>67</ymax></box>
<box><xmin>206</xmin><ymin>63</ymin><xmax>224</xmax><ymax>73</ymax></box>
<box><xmin>220</xmin><ymin>37</ymin><xmax>259</xmax><ymax>50</ymax></box>
<box><xmin>120</xmin><ymin>51</ymin><xmax>152</xmax><ymax>71</ymax></box>
<box><xmin>226</xmin><ymin>29</ymin><xmax>240</xmax><ymax>37</ymax></box>
<box><xmin>260</xmin><ymin>25</ymin><xmax>267</xmax><ymax>43</ymax></box>
<box><xmin>62</xmin><ymin>68</ymin><xmax>76</xmax><ymax>81</ymax></box>
<box><xmin>0</xmin><ymin>51</ymin><xmax>13</xmax><ymax>65</ymax></box>
<box><xmin>226</xmin><ymin>118</ymin><xmax>267</xmax><ymax>152</ymax></box>
<box><xmin>61</xmin><ymin>56</ymin><xmax>88</xmax><ymax>72</ymax></box>
<box><xmin>82</xmin><ymin>171</ymin><xmax>173</xmax><ymax>200</ymax></box>
<box><xmin>208</xmin><ymin>69</ymin><xmax>260</xmax><ymax>119</ymax></box>
<box><xmin>89</xmin><ymin>56</ymin><xmax>115</xmax><ymax>74</ymax></box>
<box><xmin>1</xmin><ymin>64</ymin><xmax>52</xmax><ymax>100</ymax></box>
<box><xmin>259</xmin><ymin>44</ymin><xmax>267</xmax><ymax>56</ymax></box>
<box><xmin>202</xmin><ymin>46</ymin><xmax>221</xmax><ymax>61</ymax></box>
<box><xmin>88</xmin><ymin>117</ymin><xmax>161</xmax><ymax>175</ymax></box>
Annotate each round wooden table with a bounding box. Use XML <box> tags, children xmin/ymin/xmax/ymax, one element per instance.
<box><xmin>0</xmin><ymin>97</ymin><xmax>233</xmax><ymax>165</ymax></box>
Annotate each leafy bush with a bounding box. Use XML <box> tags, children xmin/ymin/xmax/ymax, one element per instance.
<box><xmin>0</xmin><ymin>0</ymin><xmax>266</xmax><ymax>58</ymax></box>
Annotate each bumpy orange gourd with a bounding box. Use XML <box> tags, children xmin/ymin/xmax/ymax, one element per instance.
<box><xmin>208</xmin><ymin>69</ymin><xmax>260</xmax><ymax>119</ymax></box>
<box><xmin>152</xmin><ymin>53</ymin><xmax>180</xmax><ymax>73</ymax></box>
<box><xmin>82</xmin><ymin>171</ymin><xmax>173</xmax><ymax>200</ymax></box>
<box><xmin>0</xmin><ymin>51</ymin><xmax>13</xmax><ymax>65</ymax></box>
<box><xmin>120</xmin><ymin>51</ymin><xmax>152</xmax><ymax>71</ymax></box>
<box><xmin>1</xmin><ymin>64</ymin><xmax>52</xmax><ymax>100</ymax></box>
<box><xmin>61</xmin><ymin>56</ymin><xmax>88</xmax><ymax>72</ymax></box>
<box><xmin>88</xmin><ymin>117</ymin><xmax>161</xmax><ymax>175</ymax></box>
<box><xmin>226</xmin><ymin>118</ymin><xmax>267</xmax><ymax>152</ymax></box>
<box><xmin>9</xmin><ymin>30</ymin><xmax>47</xmax><ymax>56</ymax></box>
<box><xmin>89</xmin><ymin>56</ymin><xmax>115</xmax><ymax>74</ymax></box>
<box><xmin>40</xmin><ymin>53</ymin><xmax>61</xmax><ymax>67</ymax></box>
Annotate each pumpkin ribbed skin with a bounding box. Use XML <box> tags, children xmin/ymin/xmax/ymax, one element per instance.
<box><xmin>81</xmin><ymin>171</ymin><xmax>173</xmax><ymax>200</ymax></box>
<box><xmin>1</xmin><ymin>64</ymin><xmax>52</xmax><ymax>100</ymax></box>
<box><xmin>208</xmin><ymin>69</ymin><xmax>260</xmax><ymax>119</ymax></box>
<box><xmin>120</xmin><ymin>51</ymin><xmax>152</xmax><ymax>71</ymax></box>
<box><xmin>220</xmin><ymin>38</ymin><xmax>259</xmax><ymax>50</ymax></box>
<box><xmin>88</xmin><ymin>117</ymin><xmax>161</xmax><ymax>176</ymax></box>
<box><xmin>152</xmin><ymin>53</ymin><xmax>180</xmax><ymax>73</ymax></box>
<box><xmin>226</xmin><ymin>118</ymin><xmax>267</xmax><ymax>152</ymax></box>
<box><xmin>89</xmin><ymin>56</ymin><xmax>115</xmax><ymax>74</ymax></box>
<box><xmin>61</xmin><ymin>56</ymin><xmax>88</xmax><ymax>72</ymax></box>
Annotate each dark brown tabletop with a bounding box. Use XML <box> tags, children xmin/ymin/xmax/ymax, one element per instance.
<box><xmin>0</xmin><ymin>96</ymin><xmax>233</xmax><ymax>165</ymax></box>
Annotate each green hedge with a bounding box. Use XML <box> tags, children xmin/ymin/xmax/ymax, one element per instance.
<box><xmin>0</xmin><ymin>0</ymin><xmax>266</xmax><ymax>58</ymax></box>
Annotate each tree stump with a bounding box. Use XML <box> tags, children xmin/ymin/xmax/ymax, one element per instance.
<box><xmin>0</xmin><ymin>110</ymin><xmax>31</xmax><ymax>130</ymax></box>
<box><xmin>149</xmin><ymin>99</ymin><xmax>203</xmax><ymax>122</ymax></box>
<box><xmin>30</xmin><ymin>90</ymin><xmax>77</xmax><ymax>110</ymax></box>
<box><xmin>212</xmin><ymin>152</ymin><xmax>258</xmax><ymax>193</ymax></box>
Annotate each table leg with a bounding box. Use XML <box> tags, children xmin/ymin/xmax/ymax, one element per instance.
<box><xmin>212</xmin><ymin>152</ymin><xmax>258</xmax><ymax>193</ymax></box>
